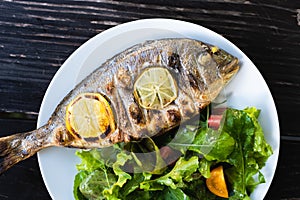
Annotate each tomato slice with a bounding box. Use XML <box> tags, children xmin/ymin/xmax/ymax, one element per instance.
<box><xmin>206</xmin><ymin>165</ymin><xmax>229</xmax><ymax>198</ymax></box>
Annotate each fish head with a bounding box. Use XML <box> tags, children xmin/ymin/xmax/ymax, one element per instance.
<box><xmin>188</xmin><ymin>42</ymin><xmax>240</xmax><ymax>106</ymax></box>
<box><xmin>206</xmin><ymin>44</ymin><xmax>240</xmax><ymax>84</ymax></box>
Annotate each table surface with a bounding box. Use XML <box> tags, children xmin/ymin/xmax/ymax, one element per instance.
<box><xmin>0</xmin><ymin>0</ymin><xmax>299</xmax><ymax>199</ymax></box>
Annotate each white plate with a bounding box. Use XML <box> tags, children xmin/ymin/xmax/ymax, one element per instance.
<box><xmin>37</xmin><ymin>18</ymin><xmax>279</xmax><ymax>200</ymax></box>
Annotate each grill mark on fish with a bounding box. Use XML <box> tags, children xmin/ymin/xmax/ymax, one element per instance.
<box><xmin>167</xmin><ymin>109</ymin><xmax>181</xmax><ymax>125</ymax></box>
<box><xmin>102</xmin><ymin>124</ymin><xmax>111</xmax><ymax>137</ymax></box>
<box><xmin>129</xmin><ymin>102</ymin><xmax>144</xmax><ymax>124</ymax></box>
<box><xmin>187</xmin><ymin>72</ymin><xmax>199</xmax><ymax>91</ymax></box>
<box><xmin>117</xmin><ymin>67</ymin><xmax>132</xmax><ymax>88</ymax></box>
<box><xmin>168</xmin><ymin>53</ymin><xmax>182</xmax><ymax>72</ymax></box>
<box><xmin>179</xmin><ymin>95</ymin><xmax>197</xmax><ymax>117</ymax></box>
<box><xmin>85</xmin><ymin>93</ymin><xmax>98</xmax><ymax>100</ymax></box>
<box><xmin>105</xmin><ymin>80</ymin><xmax>115</xmax><ymax>94</ymax></box>
<box><xmin>84</xmin><ymin>137</ymin><xmax>99</xmax><ymax>142</ymax></box>
<box><xmin>172</xmin><ymin>48</ymin><xmax>197</xmax><ymax>108</ymax></box>
<box><xmin>70</xmin><ymin>96</ymin><xmax>82</xmax><ymax>106</ymax></box>
<box><xmin>146</xmin><ymin>109</ymin><xmax>166</xmax><ymax>136</ymax></box>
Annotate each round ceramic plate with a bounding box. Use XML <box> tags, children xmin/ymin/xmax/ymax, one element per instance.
<box><xmin>37</xmin><ymin>18</ymin><xmax>279</xmax><ymax>200</ymax></box>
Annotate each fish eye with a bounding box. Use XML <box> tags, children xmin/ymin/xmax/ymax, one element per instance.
<box><xmin>198</xmin><ymin>52</ymin><xmax>213</xmax><ymax>66</ymax></box>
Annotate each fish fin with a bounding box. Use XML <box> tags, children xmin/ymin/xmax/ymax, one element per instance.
<box><xmin>0</xmin><ymin>125</ymin><xmax>52</xmax><ymax>174</ymax></box>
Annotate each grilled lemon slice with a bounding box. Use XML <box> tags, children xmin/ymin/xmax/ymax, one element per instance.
<box><xmin>66</xmin><ymin>93</ymin><xmax>115</xmax><ymax>138</ymax></box>
<box><xmin>134</xmin><ymin>67</ymin><xmax>177</xmax><ymax>110</ymax></box>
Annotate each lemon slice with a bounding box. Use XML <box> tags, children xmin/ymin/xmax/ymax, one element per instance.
<box><xmin>134</xmin><ymin>67</ymin><xmax>177</xmax><ymax>109</ymax></box>
<box><xmin>66</xmin><ymin>93</ymin><xmax>115</xmax><ymax>138</ymax></box>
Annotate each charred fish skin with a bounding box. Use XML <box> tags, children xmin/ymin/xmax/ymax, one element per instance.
<box><xmin>0</xmin><ymin>38</ymin><xmax>239</xmax><ymax>174</ymax></box>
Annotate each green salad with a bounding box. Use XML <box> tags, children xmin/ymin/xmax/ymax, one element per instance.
<box><xmin>73</xmin><ymin>107</ymin><xmax>273</xmax><ymax>200</ymax></box>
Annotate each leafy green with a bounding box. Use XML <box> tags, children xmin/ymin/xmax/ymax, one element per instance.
<box><xmin>74</xmin><ymin>145</ymin><xmax>132</xmax><ymax>200</ymax></box>
<box><xmin>140</xmin><ymin>156</ymin><xmax>199</xmax><ymax>190</ymax></box>
<box><xmin>129</xmin><ymin>137</ymin><xmax>167</xmax><ymax>174</ymax></box>
<box><xmin>73</xmin><ymin>107</ymin><xmax>273</xmax><ymax>200</ymax></box>
<box><xmin>119</xmin><ymin>173</ymin><xmax>145</xmax><ymax>196</ymax></box>
<box><xmin>168</xmin><ymin>125</ymin><xmax>198</xmax><ymax>154</ymax></box>
<box><xmin>75</xmin><ymin>149</ymin><xmax>106</xmax><ymax>173</ymax></box>
<box><xmin>122</xmin><ymin>187</ymin><xmax>191</xmax><ymax>200</ymax></box>
<box><xmin>106</xmin><ymin>152</ymin><xmax>132</xmax><ymax>195</ymax></box>
<box><xmin>74</xmin><ymin>171</ymin><xmax>89</xmax><ymax>200</ymax></box>
<box><xmin>189</xmin><ymin>128</ymin><xmax>235</xmax><ymax>161</ymax></box>
<box><xmin>122</xmin><ymin>189</ymin><xmax>151</xmax><ymax>200</ymax></box>
<box><xmin>221</xmin><ymin>108</ymin><xmax>273</xmax><ymax>199</ymax></box>
<box><xmin>181</xmin><ymin>178</ymin><xmax>217</xmax><ymax>200</ymax></box>
<box><xmin>79</xmin><ymin>170</ymin><xmax>117</xmax><ymax>200</ymax></box>
<box><xmin>198</xmin><ymin>158</ymin><xmax>213</xmax><ymax>178</ymax></box>
<box><xmin>154</xmin><ymin>187</ymin><xmax>190</xmax><ymax>200</ymax></box>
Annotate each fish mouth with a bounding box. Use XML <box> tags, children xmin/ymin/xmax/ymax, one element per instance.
<box><xmin>208</xmin><ymin>46</ymin><xmax>240</xmax><ymax>83</ymax></box>
<box><xmin>219</xmin><ymin>57</ymin><xmax>240</xmax><ymax>84</ymax></box>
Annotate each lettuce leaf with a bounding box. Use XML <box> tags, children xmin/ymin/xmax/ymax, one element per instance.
<box><xmin>198</xmin><ymin>158</ymin><xmax>213</xmax><ymax>178</ymax></box>
<box><xmin>221</xmin><ymin>107</ymin><xmax>273</xmax><ymax>199</ymax></box>
<box><xmin>188</xmin><ymin>128</ymin><xmax>235</xmax><ymax>161</ymax></box>
<box><xmin>79</xmin><ymin>170</ymin><xmax>118</xmax><ymax>200</ymax></box>
<box><xmin>168</xmin><ymin>125</ymin><xmax>198</xmax><ymax>154</ymax></box>
<box><xmin>119</xmin><ymin>173</ymin><xmax>145</xmax><ymax>196</ymax></box>
<box><xmin>154</xmin><ymin>187</ymin><xmax>190</xmax><ymax>200</ymax></box>
<box><xmin>74</xmin><ymin>145</ymin><xmax>132</xmax><ymax>200</ymax></box>
<box><xmin>74</xmin><ymin>171</ymin><xmax>89</xmax><ymax>200</ymax></box>
<box><xmin>75</xmin><ymin>149</ymin><xmax>106</xmax><ymax>173</ymax></box>
<box><xmin>181</xmin><ymin>178</ymin><xmax>216</xmax><ymax>200</ymax></box>
<box><xmin>128</xmin><ymin>137</ymin><xmax>167</xmax><ymax>174</ymax></box>
<box><xmin>140</xmin><ymin>156</ymin><xmax>199</xmax><ymax>190</ymax></box>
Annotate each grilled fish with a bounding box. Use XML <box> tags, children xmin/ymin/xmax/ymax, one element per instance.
<box><xmin>0</xmin><ymin>38</ymin><xmax>239</xmax><ymax>173</ymax></box>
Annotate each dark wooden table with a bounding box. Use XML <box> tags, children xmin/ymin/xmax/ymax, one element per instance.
<box><xmin>0</xmin><ymin>0</ymin><xmax>299</xmax><ymax>199</ymax></box>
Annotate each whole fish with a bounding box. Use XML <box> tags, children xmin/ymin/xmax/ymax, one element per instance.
<box><xmin>0</xmin><ymin>38</ymin><xmax>239</xmax><ymax>173</ymax></box>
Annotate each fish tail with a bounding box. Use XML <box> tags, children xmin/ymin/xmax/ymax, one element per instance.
<box><xmin>0</xmin><ymin>125</ymin><xmax>52</xmax><ymax>174</ymax></box>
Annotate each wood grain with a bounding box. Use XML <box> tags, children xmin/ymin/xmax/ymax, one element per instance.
<box><xmin>0</xmin><ymin>0</ymin><xmax>299</xmax><ymax>199</ymax></box>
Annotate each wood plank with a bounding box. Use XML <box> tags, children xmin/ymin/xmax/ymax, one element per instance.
<box><xmin>265</xmin><ymin>140</ymin><xmax>300</xmax><ymax>199</ymax></box>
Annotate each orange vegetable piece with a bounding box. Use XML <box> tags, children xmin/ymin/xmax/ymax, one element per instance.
<box><xmin>206</xmin><ymin>165</ymin><xmax>229</xmax><ymax>198</ymax></box>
